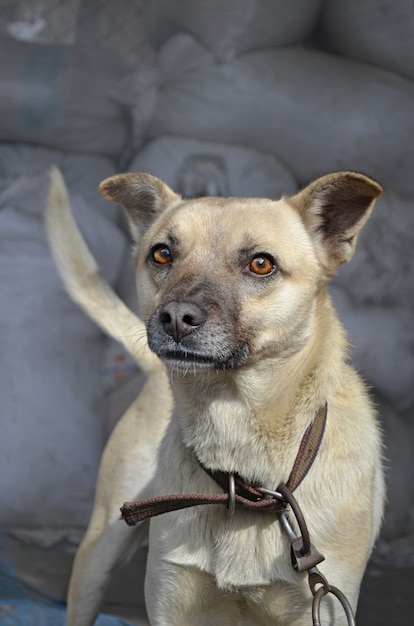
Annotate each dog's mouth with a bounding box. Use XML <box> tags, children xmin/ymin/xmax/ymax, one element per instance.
<box><xmin>151</xmin><ymin>344</ymin><xmax>250</xmax><ymax>372</ymax></box>
<box><xmin>161</xmin><ymin>349</ymin><xmax>221</xmax><ymax>371</ymax></box>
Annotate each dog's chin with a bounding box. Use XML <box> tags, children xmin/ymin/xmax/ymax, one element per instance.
<box><xmin>150</xmin><ymin>345</ymin><xmax>250</xmax><ymax>373</ymax></box>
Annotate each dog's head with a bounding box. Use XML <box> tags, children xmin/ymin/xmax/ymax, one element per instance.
<box><xmin>99</xmin><ymin>172</ymin><xmax>382</xmax><ymax>373</ymax></box>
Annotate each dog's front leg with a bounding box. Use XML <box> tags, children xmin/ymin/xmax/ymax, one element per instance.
<box><xmin>67</xmin><ymin>369</ymin><xmax>171</xmax><ymax>626</ymax></box>
<box><xmin>67</xmin><ymin>519</ymin><xmax>146</xmax><ymax>626</ymax></box>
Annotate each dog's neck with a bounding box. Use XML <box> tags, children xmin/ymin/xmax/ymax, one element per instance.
<box><xmin>168</xmin><ymin>292</ymin><xmax>346</xmax><ymax>485</ymax></box>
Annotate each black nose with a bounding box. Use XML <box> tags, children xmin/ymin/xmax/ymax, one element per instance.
<box><xmin>159</xmin><ymin>302</ymin><xmax>206</xmax><ymax>342</ymax></box>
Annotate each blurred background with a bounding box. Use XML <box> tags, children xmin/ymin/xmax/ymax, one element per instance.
<box><xmin>0</xmin><ymin>1</ymin><xmax>413</xmax><ymax>624</ymax></box>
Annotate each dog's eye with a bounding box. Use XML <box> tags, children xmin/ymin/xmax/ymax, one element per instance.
<box><xmin>151</xmin><ymin>244</ymin><xmax>172</xmax><ymax>265</ymax></box>
<box><xmin>249</xmin><ymin>254</ymin><xmax>276</xmax><ymax>276</ymax></box>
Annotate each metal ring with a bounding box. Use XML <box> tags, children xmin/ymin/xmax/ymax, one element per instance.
<box><xmin>278</xmin><ymin>509</ymin><xmax>298</xmax><ymax>542</ymax></box>
<box><xmin>311</xmin><ymin>584</ymin><xmax>357</xmax><ymax>626</ymax></box>
<box><xmin>227</xmin><ymin>474</ymin><xmax>236</xmax><ymax>515</ymax></box>
<box><xmin>277</xmin><ymin>483</ymin><xmax>311</xmax><ymax>555</ymax></box>
<box><xmin>328</xmin><ymin>586</ymin><xmax>357</xmax><ymax>626</ymax></box>
<box><xmin>311</xmin><ymin>586</ymin><xmax>325</xmax><ymax>626</ymax></box>
<box><xmin>256</xmin><ymin>486</ymin><xmax>284</xmax><ymax>501</ymax></box>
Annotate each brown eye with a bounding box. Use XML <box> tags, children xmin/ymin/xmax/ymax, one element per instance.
<box><xmin>152</xmin><ymin>245</ymin><xmax>172</xmax><ymax>265</ymax></box>
<box><xmin>249</xmin><ymin>255</ymin><xmax>275</xmax><ymax>276</ymax></box>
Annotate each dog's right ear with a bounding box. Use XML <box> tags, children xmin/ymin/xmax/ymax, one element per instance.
<box><xmin>99</xmin><ymin>173</ymin><xmax>181</xmax><ymax>242</ymax></box>
<box><xmin>288</xmin><ymin>171</ymin><xmax>382</xmax><ymax>274</ymax></box>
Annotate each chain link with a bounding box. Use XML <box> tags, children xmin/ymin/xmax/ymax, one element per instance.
<box><xmin>310</xmin><ymin>573</ymin><xmax>357</xmax><ymax>626</ymax></box>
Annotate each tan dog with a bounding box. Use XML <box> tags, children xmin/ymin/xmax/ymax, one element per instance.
<box><xmin>46</xmin><ymin>168</ymin><xmax>384</xmax><ymax>626</ymax></box>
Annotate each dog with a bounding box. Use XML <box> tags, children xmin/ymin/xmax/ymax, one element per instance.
<box><xmin>45</xmin><ymin>168</ymin><xmax>384</xmax><ymax>625</ymax></box>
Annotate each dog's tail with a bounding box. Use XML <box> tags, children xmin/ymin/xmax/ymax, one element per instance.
<box><xmin>45</xmin><ymin>166</ymin><xmax>159</xmax><ymax>374</ymax></box>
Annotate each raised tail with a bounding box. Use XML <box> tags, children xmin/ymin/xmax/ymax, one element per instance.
<box><xmin>45</xmin><ymin>166</ymin><xmax>159</xmax><ymax>374</ymax></box>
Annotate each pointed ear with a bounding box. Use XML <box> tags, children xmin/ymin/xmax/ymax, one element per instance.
<box><xmin>288</xmin><ymin>171</ymin><xmax>382</xmax><ymax>271</ymax></box>
<box><xmin>98</xmin><ymin>173</ymin><xmax>181</xmax><ymax>242</ymax></box>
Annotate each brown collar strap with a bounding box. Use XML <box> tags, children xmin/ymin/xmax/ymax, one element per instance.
<box><xmin>121</xmin><ymin>403</ymin><xmax>327</xmax><ymax>527</ymax></box>
<box><xmin>286</xmin><ymin>402</ymin><xmax>327</xmax><ymax>492</ymax></box>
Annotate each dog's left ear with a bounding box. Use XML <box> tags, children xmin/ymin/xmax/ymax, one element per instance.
<box><xmin>288</xmin><ymin>171</ymin><xmax>382</xmax><ymax>271</ymax></box>
<box><xmin>99</xmin><ymin>173</ymin><xmax>181</xmax><ymax>242</ymax></box>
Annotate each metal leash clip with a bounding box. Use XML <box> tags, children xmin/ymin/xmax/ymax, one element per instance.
<box><xmin>276</xmin><ymin>483</ymin><xmax>357</xmax><ymax>626</ymax></box>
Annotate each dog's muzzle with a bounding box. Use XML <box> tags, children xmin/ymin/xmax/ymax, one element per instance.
<box><xmin>147</xmin><ymin>300</ymin><xmax>250</xmax><ymax>371</ymax></box>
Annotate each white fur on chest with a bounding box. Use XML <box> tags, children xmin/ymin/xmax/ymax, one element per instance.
<box><xmin>152</xmin><ymin>413</ymin><xmax>302</xmax><ymax>590</ymax></box>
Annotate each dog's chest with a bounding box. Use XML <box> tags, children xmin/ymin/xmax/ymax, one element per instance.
<box><xmin>151</xmin><ymin>491</ymin><xmax>296</xmax><ymax>589</ymax></box>
<box><xmin>153</xmin><ymin>417</ymin><xmax>301</xmax><ymax>589</ymax></box>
